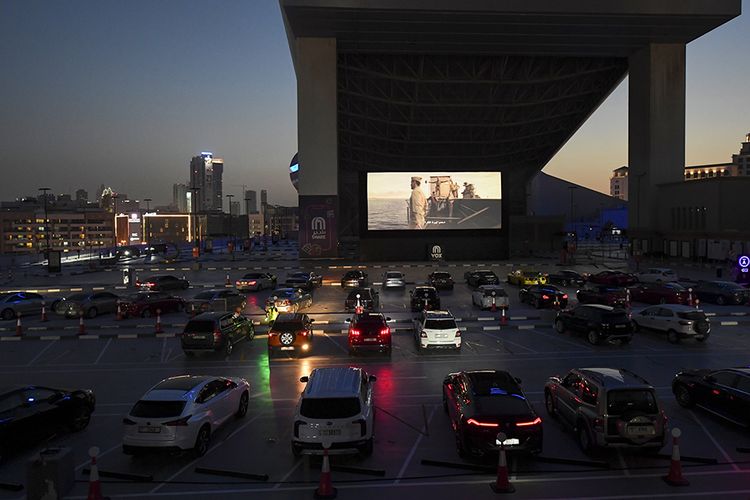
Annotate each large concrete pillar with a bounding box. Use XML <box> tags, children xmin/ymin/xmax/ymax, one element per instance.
<box><xmin>296</xmin><ymin>38</ymin><xmax>339</xmax><ymax>257</ymax></box>
<box><xmin>628</xmin><ymin>44</ymin><xmax>686</xmax><ymax>249</ymax></box>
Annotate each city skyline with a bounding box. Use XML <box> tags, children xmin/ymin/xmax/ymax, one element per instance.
<box><xmin>1</xmin><ymin>1</ymin><xmax>747</xmax><ymax>204</ymax></box>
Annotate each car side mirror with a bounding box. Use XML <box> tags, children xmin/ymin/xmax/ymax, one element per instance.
<box><xmin>299</xmin><ymin>376</ymin><xmax>309</xmax><ymax>383</ymax></box>
<box><xmin>368</xmin><ymin>375</ymin><xmax>377</xmax><ymax>383</ymax></box>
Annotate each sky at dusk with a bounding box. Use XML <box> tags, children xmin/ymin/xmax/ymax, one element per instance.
<box><xmin>1</xmin><ymin>1</ymin><xmax>747</xmax><ymax>208</ymax></box>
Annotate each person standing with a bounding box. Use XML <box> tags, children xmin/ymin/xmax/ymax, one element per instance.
<box><xmin>409</xmin><ymin>176</ymin><xmax>427</xmax><ymax>229</ymax></box>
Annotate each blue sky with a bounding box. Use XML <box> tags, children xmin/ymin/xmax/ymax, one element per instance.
<box><xmin>0</xmin><ymin>1</ymin><xmax>746</xmax><ymax>207</ymax></box>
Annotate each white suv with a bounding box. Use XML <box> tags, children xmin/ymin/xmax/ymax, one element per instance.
<box><xmin>413</xmin><ymin>310</ymin><xmax>461</xmax><ymax>350</ymax></box>
<box><xmin>292</xmin><ymin>367</ymin><xmax>376</xmax><ymax>456</ymax></box>
<box><xmin>637</xmin><ymin>268</ymin><xmax>678</xmax><ymax>283</ymax></box>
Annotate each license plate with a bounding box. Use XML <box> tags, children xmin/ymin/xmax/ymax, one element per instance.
<box><xmin>138</xmin><ymin>426</ymin><xmax>161</xmax><ymax>433</ymax></box>
<box><xmin>192</xmin><ymin>335</ymin><xmax>206</xmax><ymax>339</ymax></box>
<box><xmin>364</xmin><ymin>338</ymin><xmax>377</xmax><ymax>342</ymax></box>
<box><xmin>280</xmin><ymin>346</ymin><xmax>294</xmax><ymax>351</ymax></box>
<box><xmin>437</xmin><ymin>334</ymin><xmax>447</xmax><ymax>339</ymax></box>
<box><xmin>496</xmin><ymin>438</ymin><xmax>520</xmax><ymax>446</ymax></box>
<box><xmin>627</xmin><ymin>425</ymin><xmax>655</xmax><ymax>435</ymax></box>
<box><xmin>320</xmin><ymin>429</ymin><xmax>341</xmax><ymax>437</ymax></box>
<box><xmin>615</xmin><ymin>325</ymin><xmax>626</xmax><ymax>329</ymax></box>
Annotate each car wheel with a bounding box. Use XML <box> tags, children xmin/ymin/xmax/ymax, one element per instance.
<box><xmin>87</xmin><ymin>307</ymin><xmax>98</xmax><ymax>319</ymax></box>
<box><xmin>358</xmin><ymin>438</ymin><xmax>374</xmax><ymax>457</ymax></box>
<box><xmin>587</xmin><ymin>330</ymin><xmax>600</xmax><ymax>346</ymax></box>
<box><xmin>141</xmin><ymin>308</ymin><xmax>152</xmax><ymax>318</ymax></box>
<box><xmin>236</xmin><ymin>391</ymin><xmax>249</xmax><ymax>418</ymax></box>
<box><xmin>716</xmin><ymin>295</ymin><xmax>726</xmax><ymax>306</ymax></box>
<box><xmin>577</xmin><ymin>424</ymin><xmax>594</xmax><ymax>455</ymax></box>
<box><xmin>667</xmin><ymin>329</ymin><xmax>680</xmax><ymax>344</ymax></box>
<box><xmin>68</xmin><ymin>406</ymin><xmax>92</xmax><ymax>432</ymax></box>
<box><xmin>555</xmin><ymin>319</ymin><xmax>566</xmax><ymax>334</ymax></box>
<box><xmin>224</xmin><ymin>340</ymin><xmax>233</xmax><ymax>356</ymax></box>
<box><xmin>1</xmin><ymin>308</ymin><xmax>15</xmax><ymax>321</ymax></box>
<box><xmin>674</xmin><ymin>384</ymin><xmax>695</xmax><ymax>408</ymax></box>
<box><xmin>193</xmin><ymin>425</ymin><xmax>210</xmax><ymax>457</ymax></box>
<box><xmin>544</xmin><ymin>391</ymin><xmax>557</xmax><ymax>418</ymax></box>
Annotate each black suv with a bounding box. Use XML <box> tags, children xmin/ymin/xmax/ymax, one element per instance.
<box><xmin>554</xmin><ymin>304</ymin><xmax>633</xmax><ymax>345</ymax></box>
<box><xmin>181</xmin><ymin>312</ymin><xmax>254</xmax><ymax>356</ymax></box>
<box><xmin>427</xmin><ymin>271</ymin><xmax>454</xmax><ymax>290</ymax></box>
<box><xmin>344</xmin><ymin>288</ymin><xmax>380</xmax><ymax>312</ymax></box>
<box><xmin>672</xmin><ymin>368</ymin><xmax>750</xmax><ymax>426</ymax></box>
<box><xmin>465</xmin><ymin>270</ymin><xmax>500</xmax><ymax>288</ymax></box>
<box><xmin>410</xmin><ymin>286</ymin><xmax>440</xmax><ymax>311</ymax></box>
<box><xmin>341</xmin><ymin>270</ymin><xmax>368</xmax><ymax>288</ymax></box>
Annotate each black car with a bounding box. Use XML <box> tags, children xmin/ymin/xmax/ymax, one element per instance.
<box><xmin>443</xmin><ymin>370</ymin><xmax>542</xmax><ymax>457</ymax></box>
<box><xmin>344</xmin><ymin>288</ymin><xmax>380</xmax><ymax>312</ymax></box>
<box><xmin>138</xmin><ymin>274</ymin><xmax>190</xmax><ymax>291</ymax></box>
<box><xmin>547</xmin><ymin>270</ymin><xmax>586</xmax><ymax>287</ymax></box>
<box><xmin>428</xmin><ymin>271</ymin><xmax>455</xmax><ymax>290</ymax></box>
<box><xmin>554</xmin><ymin>304</ymin><xmax>633</xmax><ymax>345</ymax></box>
<box><xmin>519</xmin><ymin>285</ymin><xmax>569</xmax><ymax>309</ymax></box>
<box><xmin>289</xmin><ymin>271</ymin><xmax>323</xmax><ymax>288</ymax></box>
<box><xmin>693</xmin><ymin>281</ymin><xmax>750</xmax><ymax>305</ymax></box>
<box><xmin>341</xmin><ymin>270</ymin><xmax>368</xmax><ymax>288</ymax></box>
<box><xmin>577</xmin><ymin>284</ymin><xmax>629</xmax><ymax>307</ymax></box>
<box><xmin>0</xmin><ymin>385</ymin><xmax>95</xmax><ymax>462</ymax></box>
<box><xmin>465</xmin><ymin>270</ymin><xmax>500</xmax><ymax>288</ymax></box>
<box><xmin>672</xmin><ymin>368</ymin><xmax>750</xmax><ymax>427</ymax></box>
<box><xmin>285</xmin><ymin>275</ymin><xmax>315</xmax><ymax>292</ymax></box>
<box><xmin>410</xmin><ymin>286</ymin><xmax>440</xmax><ymax>311</ymax></box>
<box><xmin>181</xmin><ymin>312</ymin><xmax>254</xmax><ymax>357</ymax></box>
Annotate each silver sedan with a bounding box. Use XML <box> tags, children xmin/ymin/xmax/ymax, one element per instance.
<box><xmin>382</xmin><ymin>271</ymin><xmax>406</xmax><ymax>289</ymax></box>
<box><xmin>632</xmin><ymin>304</ymin><xmax>710</xmax><ymax>343</ymax></box>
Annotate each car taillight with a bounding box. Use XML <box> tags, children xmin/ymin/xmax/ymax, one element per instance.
<box><xmin>294</xmin><ymin>420</ymin><xmax>306</xmax><ymax>437</ymax></box>
<box><xmin>163</xmin><ymin>415</ymin><xmax>191</xmax><ymax>426</ymax></box>
<box><xmin>213</xmin><ymin>330</ymin><xmax>221</xmax><ymax>342</ymax></box>
<box><xmin>146</xmin><ymin>282</ymin><xmax>155</xmax><ymax>288</ymax></box>
<box><xmin>282</xmin><ymin>300</ymin><xmax>290</xmax><ymax>306</ymax></box>
<box><xmin>542</xmin><ymin>294</ymin><xmax>550</xmax><ymax>300</ymax></box>
<box><xmin>122</xmin><ymin>417</ymin><xmax>137</xmax><ymax>425</ymax></box>
<box><xmin>562</xmin><ymin>294</ymin><xmax>568</xmax><ymax>299</ymax></box>
<box><xmin>350</xmin><ymin>328</ymin><xmax>360</xmax><ymax>336</ymax></box>
<box><xmin>678</xmin><ymin>320</ymin><xmax>692</xmax><ymax>326</ymax></box>
<box><xmin>466</xmin><ymin>418</ymin><xmax>499</xmax><ymax>428</ymax></box>
<box><xmin>353</xmin><ymin>418</ymin><xmax>367</xmax><ymax>436</ymax></box>
<box><xmin>455</xmin><ymin>329</ymin><xmax>461</xmax><ymax>337</ymax></box>
<box><xmin>379</xmin><ymin>327</ymin><xmax>390</xmax><ymax>337</ymax></box>
<box><xmin>248</xmin><ymin>280</ymin><xmax>257</xmax><ymax>285</ymax></box>
<box><xmin>515</xmin><ymin>417</ymin><xmax>542</xmax><ymax>427</ymax></box>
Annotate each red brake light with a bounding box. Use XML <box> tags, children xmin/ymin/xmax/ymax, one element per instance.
<box><xmin>248</xmin><ymin>280</ymin><xmax>257</xmax><ymax>285</ymax></box>
<box><xmin>282</xmin><ymin>300</ymin><xmax>290</xmax><ymax>306</ymax></box>
<box><xmin>542</xmin><ymin>294</ymin><xmax>550</xmax><ymax>300</ymax></box>
<box><xmin>379</xmin><ymin>327</ymin><xmax>390</xmax><ymax>336</ymax></box>
<box><xmin>213</xmin><ymin>329</ymin><xmax>221</xmax><ymax>342</ymax></box>
<box><xmin>516</xmin><ymin>417</ymin><xmax>542</xmax><ymax>427</ymax></box>
<box><xmin>350</xmin><ymin>329</ymin><xmax>360</xmax><ymax>337</ymax></box>
<box><xmin>467</xmin><ymin>418</ymin><xmax>499</xmax><ymax>428</ymax></box>
<box><xmin>562</xmin><ymin>294</ymin><xmax>568</xmax><ymax>299</ymax></box>
<box><xmin>163</xmin><ymin>415</ymin><xmax>191</xmax><ymax>426</ymax></box>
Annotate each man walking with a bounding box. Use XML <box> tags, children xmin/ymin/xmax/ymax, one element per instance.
<box><xmin>409</xmin><ymin>176</ymin><xmax>427</xmax><ymax>229</ymax></box>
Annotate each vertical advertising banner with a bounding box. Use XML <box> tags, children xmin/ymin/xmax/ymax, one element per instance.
<box><xmin>299</xmin><ymin>195</ymin><xmax>338</xmax><ymax>258</ymax></box>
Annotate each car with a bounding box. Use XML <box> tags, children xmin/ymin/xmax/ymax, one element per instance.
<box><xmin>544</xmin><ymin>368</ymin><xmax>667</xmax><ymax>453</ymax></box>
<box><xmin>693</xmin><ymin>280</ymin><xmax>750</xmax><ymax>305</ymax></box>
<box><xmin>554</xmin><ymin>304</ymin><xmax>633</xmax><ymax>345</ymax></box>
<box><xmin>285</xmin><ymin>274</ymin><xmax>316</xmax><ymax>292</ymax></box>
<box><xmin>0</xmin><ymin>385</ymin><xmax>95</xmax><ymax>462</ymax></box>
<box><xmin>122</xmin><ymin>375</ymin><xmax>250</xmax><ymax>457</ymax></box>
<box><xmin>465</xmin><ymin>270</ymin><xmax>500</xmax><ymax>288</ymax></box>
<box><xmin>344</xmin><ymin>288</ymin><xmax>380</xmax><ymax>312</ymax></box>
<box><xmin>341</xmin><ymin>270</ymin><xmax>368</xmax><ymax>288</ymax></box>
<box><xmin>443</xmin><ymin>370</ymin><xmax>542</xmax><ymax>457</ymax></box>
<box><xmin>507</xmin><ymin>269</ymin><xmax>548</xmax><ymax>286</ymax></box>
<box><xmin>0</xmin><ymin>292</ymin><xmax>45</xmax><ymax>321</ymax></box>
<box><xmin>52</xmin><ymin>292</ymin><xmax>120</xmax><ymax>319</ymax></box>
<box><xmin>519</xmin><ymin>284</ymin><xmax>568</xmax><ymax>309</ymax></box>
<box><xmin>636</xmin><ymin>267</ymin><xmax>679</xmax><ymax>284</ymax></box>
<box><xmin>577</xmin><ymin>284</ymin><xmax>629</xmax><ymax>307</ymax></box>
<box><xmin>235</xmin><ymin>272</ymin><xmax>277</xmax><ymax>292</ymax></box>
<box><xmin>546</xmin><ymin>270</ymin><xmax>586</xmax><ymax>287</ymax></box>
<box><xmin>471</xmin><ymin>285</ymin><xmax>509</xmax><ymax>310</ymax></box>
<box><xmin>587</xmin><ymin>270</ymin><xmax>638</xmax><ymax>287</ymax></box>
<box><xmin>292</xmin><ymin>367</ymin><xmax>376</xmax><ymax>456</ymax></box>
<box><xmin>672</xmin><ymin>368</ymin><xmax>750</xmax><ymax>426</ymax></box>
<box><xmin>413</xmin><ymin>310</ymin><xmax>461</xmax><ymax>350</ymax></box>
<box><xmin>185</xmin><ymin>289</ymin><xmax>247</xmax><ymax>315</ymax></box>
<box><xmin>427</xmin><ymin>271</ymin><xmax>454</xmax><ymax>290</ymax></box>
<box><xmin>632</xmin><ymin>305</ymin><xmax>710</xmax><ymax>343</ymax></box>
<box><xmin>267</xmin><ymin>313</ymin><xmax>315</xmax><ymax>357</ymax></box>
<box><xmin>409</xmin><ymin>286</ymin><xmax>440</xmax><ymax>311</ymax></box>
<box><xmin>346</xmin><ymin>312</ymin><xmax>391</xmax><ymax>356</ymax></box>
<box><xmin>137</xmin><ymin>274</ymin><xmax>190</xmax><ymax>291</ymax></box>
<box><xmin>265</xmin><ymin>288</ymin><xmax>313</xmax><ymax>313</ymax></box>
<box><xmin>181</xmin><ymin>312</ymin><xmax>254</xmax><ymax>356</ymax></box>
<box><xmin>381</xmin><ymin>271</ymin><xmax>406</xmax><ymax>289</ymax></box>
<box><xmin>289</xmin><ymin>271</ymin><xmax>323</xmax><ymax>288</ymax></box>
<box><xmin>118</xmin><ymin>292</ymin><xmax>185</xmax><ymax>318</ymax></box>
<box><xmin>627</xmin><ymin>282</ymin><xmax>690</xmax><ymax>305</ymax></box>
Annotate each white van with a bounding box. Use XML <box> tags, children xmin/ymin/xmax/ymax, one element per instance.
<box><xmin>292</xmin><ymin>367</ymin><xmax>376</xmax><ymax>456</ymax></box>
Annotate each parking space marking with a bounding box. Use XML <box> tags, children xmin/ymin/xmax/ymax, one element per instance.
<box><xmin>689</xmin><ymin>410</ymin><xmax>740</xmax><ymax>471</ymax></box>
<box><xmin>533</xmin><ymin>329</ymin><xmax>596</xmax><ymax>351</ymax></box>
<box><xmin>272</xmin><ymin>458</ymin><xmax>303</xmax><ymax>489</ymax></box>
<box><xmin>321</xmin><ymin>331</ymin><xmax>349</xmax><ymax>354</ymax></box>
<box><xmin>26</xmin><ymin>339</ymin><xmax>57</xmax><ymax>366</ymax></box>
<box><xmin>477</xmin><ymin>331</ymin><xmax>537</xmax><ymax>354</ymax></box>
<box><xmin>615</xmin><ymin>448</ymin><xmax>630</xmax><ymax>476</ymax></box>
<box><xmin>94</xmin><ymin>338</ymin><xmax>112</xmax><ymax>365</ymax></box>
<box><xmin>395</xmin><ymin>404</ymin><xmax>437</xmax><ymax>484</ymax></box>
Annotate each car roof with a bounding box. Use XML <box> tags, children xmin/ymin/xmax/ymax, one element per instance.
<box><xmin>648</xmin><ymin>304</ymin><xmax>700</xmax><ymax>312</ymax></box>
<box><xmin>425</xmin><ymin>310</ymin><xmax>454</xmax><ymax>318</ymax></box>
<box><xmin>188</xmin><ymin>312</ymin><xmax>228</xmax><ymax>320</ymax></box>
<box><xmin>577</xmin><ymin>304</ymin><xmax>617</xmax><ymax>312</ymax></box>
<box><xmin>577</xmin><ymin>368</ymin><xmax>652</xmax><ymax>389</ymax></box>
<box><xmin>304</xmin><ymin>367</ymin><xmax>363</xmax><ymax>398</ymax></box>
<box><xmin>153</xmin><ymin>375</ymin><xmax>212</xmax><ymax>392</ymax></box>
<box><xmin>352</xmin><ymin>312</ymin><xmax>386</xmax><ymax>322</ymax></box>
<box><xmin>478</xmin><ymin>284</ymin><xmax>504</xmax><ymax>290</ymax></box>
<box><xmin>275</xmin><ymin>312</ymin><xmax>307</xmax><ymax>322</ymax></box>
<box><xmin>415</xmin><ymin>285</ymin><xmax>437</xmax><ymax>290</ymax></box>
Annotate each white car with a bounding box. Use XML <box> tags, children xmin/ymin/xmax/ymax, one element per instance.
<box><xmin>471</xmin><ymin>285</ymin><xmax>509</xmax><ymax>310</ymax></box>
<box><xmin>381</xmin><ymin>271</ymin><xmax>406</xmax><ymax>289</ymax></box>
<box><xmin>637</xmin><ymin>268</ymin><xmax>678</xmax><ymax>283</ymax></box>
<box><xmin>292</xmin><ymin>367</ymin><xmax>376</xmax><ymax>456</ymax></box>
<box><xmin>413</xmin><ymin>310</ymin><xmax>461</xmax><ymax>350</ymax></box>
<box><xmin>122</xmin><ymin>375</ymin><xmax>250</xmax><ymax>457</ymax></box>
<box><xmin>632</xmin><ymin>304</ymin><xmax>710</xmax><ymax>344</ymax></box>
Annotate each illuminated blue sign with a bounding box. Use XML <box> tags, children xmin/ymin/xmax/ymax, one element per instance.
<box><xmin>200</xmin><ymin>151</ymin><xmax>213</xmax><ymax>157</ymax></box>
<box><xmin>290</xmin><ymin>163</ymin><xmax>299</xmax><ymax>173</ymax></box>
<box><xmin>739</xmin><ymin>255</ymin><xmax>750</xmax><ymax>273</ymax></box>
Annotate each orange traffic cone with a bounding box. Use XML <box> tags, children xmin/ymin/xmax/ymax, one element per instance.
<box><xmin>41</xmin><ymin>302</ymin><xmax>48</xmax><ymax>322</ymax></box>
<box><xmin>87</xmin><ymin>446</ymin><xmax>104</xmax><ymax>500</ymax></box>
<box><xmin>314</xmin><ymin>446</ymin><xmax>337</xmax><ymax>499</ymax></box>
<box><xmin>115</xmin><ymin>303</ymin><xmax>124</xmax><ymax>321</ymax></box>
<box><xmin>663</xmin><ymin>427</ymin><xmax>689</xmax><ymax>486</ymax></box>
<box><xmin>491</xmin><ymin>298</ymin><xmax>497</xmax><ymax>312</ymax></box>
<box><xmin>78</xmin><ymin>313</ymin><xmax>86</xmax><ymax>335</ymax></box>
<box><xmin>155</xmin><ymin>309</ymin><xmax>163</xmax><ymax>333</ymax></box>
<box><xmin>15</xmin><ymin>313</ymin><xmax>22</xmax><ymax>337</ymax></box>
<box><xmin>490</xmin><ymin>432</ymin><xmax>515</xmax><ymax>493</ymax></box>
<box><xmin>225</xmin><ymin>273</ymin><xmax>231</xmax><ymax>286</ymax></box>
<box><xmin>500</xmin><ymin>308</ymin><xmax>508</xmax><ymax>326</ymax></box>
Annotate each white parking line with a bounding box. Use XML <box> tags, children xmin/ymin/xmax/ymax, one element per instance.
<box><xmin>94</xmin><ymin>338</ymin><xmax>112</xmax><ymax>365</ymax></box>
<box><xmin>322</xmin><ymin>331</ymin><xmax>348</xmax><ymax>354</ymax></box>
<box><xmin>533</xmin><ymin>329</ymin><xmax>595</xmax><ymax>351</ymax></box>
<box><xmin>273</xmin><ymin>458</ymin><xmax>303</xmax><ymax>489</ymax></box>
<box><xmin>26</xmin><ymin>339</ymin><xmax>57</xmax><ymax>366</ymax></box>
<box><xmin>395</xmin><ymin>404</ymin><xmax>436</xmax><ymax>484</ymax></box>
<box><xmin>689</xmin><ymin>410</ymin><xmax>740</xmax><ymax>471</ymax></box>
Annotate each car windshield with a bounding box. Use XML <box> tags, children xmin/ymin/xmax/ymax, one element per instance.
<box><xmin>386</xmin><ymin>272</ymin><xmax>402</xmax><ymax>279</ymax></box>
<box><xmin>344</xmin><ymin>272</ymin><xmax>361</xmax><ymax>279</ymax></box>
<box><xmin>273</xmin><ymin>321</ymin><xmax>305</xmax><ymax>332</ymax></box>
<box><xmin>194</xmin><ymin>292</ymin><xmax>215</xmax><ymax>300</ymax></box>
<box><xmin>425</xmin><ymin>318</ymin><xmax>456</xmax><ymax>329</ymax></box>
<box><xmin>677</xmin><ymin>311</ymin><xmax>706</xmax><ymax>321</ymax></box>
<box><xmin>602</xmin><ymin>312</ymin><xmax>629</xmax><ymax>322</ymax></box>
<box><xmin>606</xmin><ymin>389</ymin><xmax>657</xmax><ymax>415</ymax></box>
<box><xmin>130</xmin><ymin>400</ymin><xmax>186</xmax><ymax>418</ymax></box>
<box><xmin>242</xmin><ymin>273</ymin><xmax>261</xmax><ymax>279</ymax></box>
<box><xmin>300</xmin><ymin>397</ymin><xmax>361</xmax><ymax>419</ymax></box>
<box><xmin>663</xmin><ymin>283</ymin><xmax>686</xmax><ymax>291</ymax></box>
<box><xmin>433</xmin><ymin>273</ymin><xmax>450</xmax><ymax>278</ymax></box>
<box><xmin>414</xmin><ymin>289</ymin><xmax>436</xmax><ymax>298</ymax></box>
<box><xmin>184</xmin><ymin>320</ymin><xmax>215</xmax><ymax>333</ymax></box>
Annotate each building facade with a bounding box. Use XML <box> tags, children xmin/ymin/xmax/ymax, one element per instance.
<box><xmin>244</xmin><ymin>190</ymin><xmax>258</xmax><ymax>214</ymax></box>
<box><xmin>684</xmin><ymin>133</ymin><xmax>750</xmax><ymax>180</ymax></box>
<box><xmin>610</xmin><ymin>166</ymin><xmax>629</xmax><ymax>200</ymax></box>
<box><xmin>189</xmin><ymin>152</ymin><xmax>224</xmax><ymax>212</ymax></box>
<box><xmin>172</xmin><ymin>183</ymin><xmax>188</xmax><ymax>212</ymax></box>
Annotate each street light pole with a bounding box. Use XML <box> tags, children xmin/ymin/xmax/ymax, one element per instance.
<box><xmin>226</xmin><ymin>194</ymin><xmax>235</xmax><ymax>257</ymax></box>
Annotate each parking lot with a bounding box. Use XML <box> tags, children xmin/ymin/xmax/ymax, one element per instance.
<box><xmin>2</xmin><ymin>259</ymin><xmax>750</xmax><ymax>499</ymax></box>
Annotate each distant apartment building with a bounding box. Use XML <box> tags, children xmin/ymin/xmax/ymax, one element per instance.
<box><xmin>609</xmin><ymin>166</ymin><xmax>628</xmax><ymax>200</ymax></box>
<box><xmin>685</xmin><ymin>132</ymin><xmax>750</xmax><ymax>180</ymax></box>
<box><xmin>75</xmin><ymin>189</ymin><xmax>88</xmax><ymax>203</ymax></box>
<box><xmin>172</xmin><ymin>183</ymin><xmax>188</xmax><ymax>212</ymax></box>
<box><xmin>265</xmin><ymin>204</ymin><xmax>299</xmax><ymax>238</ymax></box>
<box><xmin>189</xmin><ymin>152</ymin><xmax>224</xmax><ymax>212</ymax></box>
<box><xmin>143</xmin><ymin>213</ymin><xmax>192</xmax><ymax>244</ymax></box>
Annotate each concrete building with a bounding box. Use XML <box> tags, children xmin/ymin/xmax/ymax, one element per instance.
<box><xmin>189</xmin><ymin>152</ymin><xmax>224</xmax><ymax>212</ymax></box>
<box><xmin>610</xmin><ymin>166</ymin><xmax>629</xmax><ymax>200</ymax></box>
<box><xmin>684</xmin><ymin>132</ymin><xmax>750</xmax><ymax>180</ymax></box>
<box><xmin>143</xmin><ymin>213</ymin><xmax>192</xmax><ymax>244</ymax></box>
<box><xmin>173</xmin><ymin>183</ymin><xmax>188</xmax><ymax>212</ymax></box>
<box><xmin>75</xmin><ymin>189</ymin><xmax>88</xmax><ymax>203</ymax></box>
<box><xmin>280</xmin><ymin>0</ymin><xmax>740</xmax><ymax>260</ymax></box>
<box><xmin>230</xmin><ymin>201</ymin><xmax>240</xmax><ymax>216</ymax></box>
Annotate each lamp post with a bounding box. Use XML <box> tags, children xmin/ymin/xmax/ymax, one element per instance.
<box><xmin>38</xmin><ymin>187</ymin><xmax>51</xmax><ymax>258</ymax></box>
<box><xmin>112</xmin><ymin>194</ymin><xmax>120</xmax><ymax>248</ymax></box>
<box><xmin>568</xmin><ymin>186</ymin><xmax>578</xmax><ymax>237</ymax></box>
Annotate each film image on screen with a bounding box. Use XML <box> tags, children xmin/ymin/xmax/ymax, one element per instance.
<box><xmin>367</xmin><ymin>172</ymin><xmax>502</xmax><ymax>230</ymax></box>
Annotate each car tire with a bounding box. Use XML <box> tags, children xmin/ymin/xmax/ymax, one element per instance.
<box><xmin>455</xmin><ymin>429</ymin><xmax>468</xmax><ymax>458</ymax></box>
<box><xmin>68</xmin><ymin>406</ymin><xmax>92</xmax><ymax>432</ymax></box>
<box><xmin>716</xmin><ymin>295</ymin><xmax>726</xmax><ymax>306</ymax></box>
<box><xmin>555</xmin><ymin>319</ymin><xmax>566</xmax><ymax>334</ymax></box>
<box><xmin>544</xmin><ymin>391</ymin><xmax>557</xmax><ymax>418</ymax></box>
<box><xmin>587</xmin><ymin>330</ymin><xmax>600</xmax><ymax>346</ymax></box>
<box><xmin>224</xmin><ymin>339</ymin><xmax>233</xmax><ymax>356</ymax></box>
<box><xmin>236</xmin><ymin>391</ymin><xmax>249</xmax><ymax>418</ymax></box>
<box><xmin>1</xmin><ymin>308</ymin><xmax>15</xmax><ymax>321</ymax></box>
<box><xmin>674</xmin><ymin>384</ymin><xmax>695</xmax><ymax>408</ymax></box>
<box><xmin>667</xmin><ymin>329</ymin><xmax>680</xmax><ymax>344</ymax></box>
<box><xmin>87</xmin><ymin>307</ymin><xmax>98</xmax><ymax>319</ymax></box>
<box><xmin>193</xmin><ymin>425</ymin><xmax>210</xmax><ymax>457</ymax></box>
<box><xmin>577</xmin><ymin>424</ymin><xmax>594</xmax><ymax>455</ymax></box>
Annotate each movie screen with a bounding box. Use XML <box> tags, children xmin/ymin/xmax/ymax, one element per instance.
<box><xmin>367</xmin><ymin>172</ymin><xmax>502</xmax><ymax>230</ymax></box>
